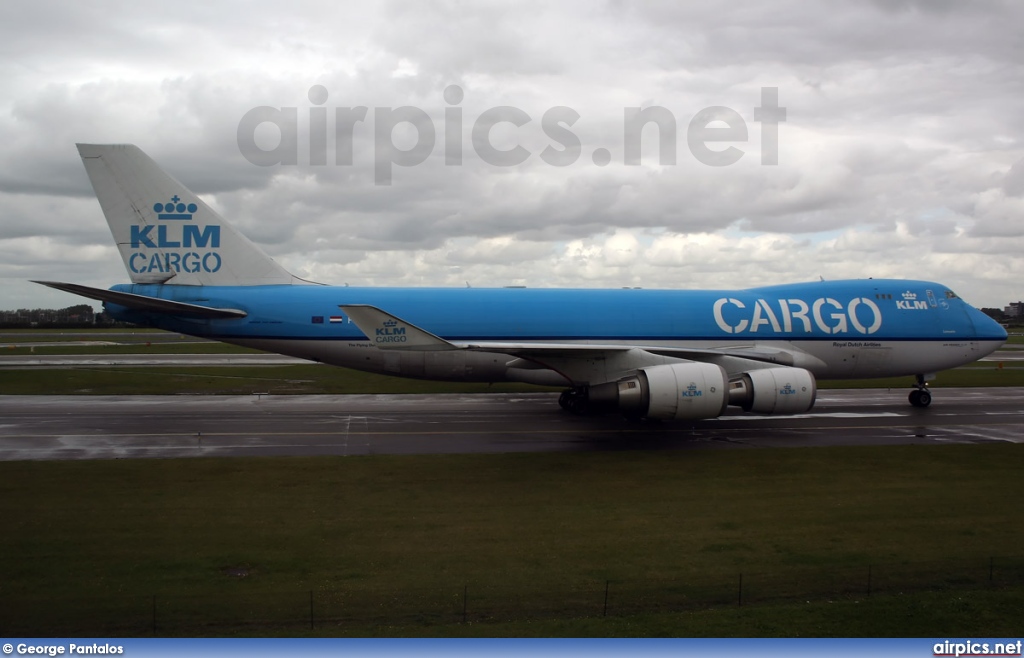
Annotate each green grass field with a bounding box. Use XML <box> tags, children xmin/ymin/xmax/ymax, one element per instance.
<box><xmin>0</xmin><ymin>342</ymin><xmax>261</xmax><ymax>355</ymax></box>
<box><xmin>1</xmin><ymin>445</ymin><xmax>1021</xmax><ymax>636</ymax></box>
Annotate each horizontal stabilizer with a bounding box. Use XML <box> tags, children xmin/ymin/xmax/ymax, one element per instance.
<box><xmin>33</xmin><ymin>281</ymin><xmax>247</xmax><ymax>319</ymax></box>
<box><xmin>340</xmin><ymin>304</ymin><xmax>460</xmax><ymax>351</ymax></box>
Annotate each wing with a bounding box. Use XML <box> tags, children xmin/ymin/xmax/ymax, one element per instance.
<box><xmin>340</xmin><ymin>304</ymin><xmax>824</xmax><ymax>383</ymax></box>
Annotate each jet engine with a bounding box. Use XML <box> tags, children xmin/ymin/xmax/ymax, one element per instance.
<box><xmin>588</xmin><ymin>362</ymin><xmax>729</xmax><ymax>420</ymax></box>
<box><xmin>727</xmin><ymin>367</ymin><xmax>816</xmax><ymax>415</ymax></box>
<box><xmin>586</xmin><ymin>363</ymin><xmax>816</xmax><ymax>420</ymax></box>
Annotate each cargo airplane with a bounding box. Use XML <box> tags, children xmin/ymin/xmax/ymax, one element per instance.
<box><xmin>35</xmin><ymin>144</ymin><xmax>1008</xmax><ymax>420</ymax></box>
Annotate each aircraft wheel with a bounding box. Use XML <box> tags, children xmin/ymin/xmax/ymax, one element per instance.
<box><xmin>569</xmin><ymin>396</ymin><xmax>590</xmax><ymax>415</ymax></box>
<box><xmin>560</xmin><ymin>388</ymin><xmax>590</xmax><ymax>414</ymax></box>
<box><xmin>909</xmin><ymin>389</ymin><xmax>932</xmax><ymax>408</ymax></box>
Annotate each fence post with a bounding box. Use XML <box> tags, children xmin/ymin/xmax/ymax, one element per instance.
<box><xmin>737</xmin><ymin>573</ymin><xmax>743</xmax><ymax>607</ymax></box>
<box><xmin>603</xmin><ymin>580</ymin><xmax>609</xmax><ymax>617</ymax></box>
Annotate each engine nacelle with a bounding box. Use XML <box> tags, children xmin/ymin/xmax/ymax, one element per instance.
<box><xmin>727</xmin><ymin>367</ymin><xmax>817</xmax><ymax>414</ymax></box>
<box><xmin>590</xmin><ymin>362</ymin><xmax>729</xmax><ymax>420</ymax></box>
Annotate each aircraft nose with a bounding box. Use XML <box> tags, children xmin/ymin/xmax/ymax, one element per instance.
<box><xmin>968</xmin><ymin>306</ymin><xmax>1007</xmax><ymax>344</ymax></box>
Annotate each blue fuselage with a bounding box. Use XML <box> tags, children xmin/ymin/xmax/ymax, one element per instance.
<box><xmin>105</xmin><ymin>278</ymin><xmax>1007</xmax><ymax>383</ymax></box>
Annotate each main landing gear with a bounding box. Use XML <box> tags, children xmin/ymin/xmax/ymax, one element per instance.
<box><xmin>909</xmin><ymin>374</ymin><xmax>932</xmax><ymax>408</ymax></box>
<box><xmin>558</xmin><ymin>387</ymin><xmax>590</xmax><ymax>414</ymax></box>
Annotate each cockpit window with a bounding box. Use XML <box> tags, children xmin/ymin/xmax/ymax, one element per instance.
<box><xmin>945</xmin><ymin>290</ymin><xmax>959</xmax><ymax>299</ymax></box>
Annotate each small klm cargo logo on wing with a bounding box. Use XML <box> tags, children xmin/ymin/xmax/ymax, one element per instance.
<box><xmin>897</xmin><ymin>291</ymin><xmax>928</xmax><ymax>311</ymax></box>
<box><xmin>375</xmin><ymin>319</ymin><xmax>408</xmax><ymax>344</ymax></box>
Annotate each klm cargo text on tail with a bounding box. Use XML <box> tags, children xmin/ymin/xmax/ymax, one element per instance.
<box><xmin>127</xmin><ymin>195</ymin><xmax>222</xmax><ymax>274</ymax></box>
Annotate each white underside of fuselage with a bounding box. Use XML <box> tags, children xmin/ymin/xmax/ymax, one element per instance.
<box><xmin>225</xmin><ymin>336</ymin><xmax>1005</xmax><ymax>386</ymax></box>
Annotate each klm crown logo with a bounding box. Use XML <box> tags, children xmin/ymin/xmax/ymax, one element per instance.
<box><xmin>383</xmin><ymin>320</ymin><xmax>398</xmax><ymax>328</ymax></box>
<box><xmin>153</xmin><ymin>195</ymin><xmax>198</xmax><ymax>220</ymax></box>
<box><xmin>681</xmin><ymin>382</ymin><xmax>702</xmax><ymax>398</ymax></box>
<box><xmin>897</xmin><ymin>290</ymin><xmax>929</xmax><ymax>310</ymax></box>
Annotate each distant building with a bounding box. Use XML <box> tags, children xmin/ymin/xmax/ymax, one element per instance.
<box><xmin>1005</xmin><ymin>302</ymin><xmax>1024</xmax><ymax>318</ymax></box>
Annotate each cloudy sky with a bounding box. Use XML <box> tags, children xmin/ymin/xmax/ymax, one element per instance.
<box><xmin>1</xmin><ymin>0</ymin><xmax>1022</xmax><ymax>310</ymax></box>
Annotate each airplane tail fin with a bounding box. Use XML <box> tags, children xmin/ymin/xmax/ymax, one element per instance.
<box><xmin>77</xmin><ymin>144</ymin><xmax>300</xmax><ymax>286</ymax></box>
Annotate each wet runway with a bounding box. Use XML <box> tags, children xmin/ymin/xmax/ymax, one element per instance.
<box><xmin>0</xmin><ymin>387</ymin><xmax>1022</xmax><ymax>461</ymax></box>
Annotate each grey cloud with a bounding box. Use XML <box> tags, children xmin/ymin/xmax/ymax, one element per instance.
<box><xmin>1004</xmin><ymin>159</ymin><xmax>1024</xmax><ymax>197</ymax></box>
<box><xmin>0</xmin><ymin>0</ymin><xmax>1022</xmax><ymax>308</ymax></box>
